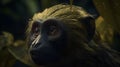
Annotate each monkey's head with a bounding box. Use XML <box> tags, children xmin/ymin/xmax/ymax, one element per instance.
<box><xmin>27</xmin><ymin>4</ymin><xmax>95</xmax><ymax>66</ymax></box>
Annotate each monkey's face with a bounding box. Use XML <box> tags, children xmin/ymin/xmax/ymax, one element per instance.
<box><xmin>27</xmin><ymin>4</ymin><xmax>95</xmax><ymax>66</ymax></box>
<box><xmin>29</xmin><ymin>19</ymin><xmax>68</xmax><ymax>65</ymax></box>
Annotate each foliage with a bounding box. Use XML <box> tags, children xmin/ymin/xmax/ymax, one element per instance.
<box><xmin>93</xmin><ymin>0</ymin><xmax>120</xmax><ymax>51</ymax></box>
<box><xmin>0</xmin><ymin>32</ymin><xmax>32</xmax><ymax>67</ymax></box>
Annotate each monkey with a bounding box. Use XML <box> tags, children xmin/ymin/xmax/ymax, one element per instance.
<box><xmin>26</xmin><ymin>4</ymin><xmax>120</xmax><ymax>67</ymax></box>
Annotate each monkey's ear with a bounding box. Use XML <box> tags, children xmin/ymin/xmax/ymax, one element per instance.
<box><xmin>80</xmin><ymin>17</ymin><xmax>95</xmax><ymax>42</ymax></box>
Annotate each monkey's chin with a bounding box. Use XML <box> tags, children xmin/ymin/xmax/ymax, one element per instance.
<box><xmin>31</xmin><ymin>55</ymin><xmax>46</xmax><ymax>65</ymax></box>
<box><xmin>30</xmin><ymin>54</ymin><xmax>61</xmax><ymax>65</ymax></box>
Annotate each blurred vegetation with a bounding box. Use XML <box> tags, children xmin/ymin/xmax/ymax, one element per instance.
<box><xmin>0</xmin><ymin>0</ymin><xmax>120</xmax><ymax>67</ymax></box>
<box><xmin>93</xmin><ymin>0</ymin><xmax>120</xmax><ymax>51</ymax></box>
<box><xmin>0</xmin><ymin>32</ymin><xmax>26</xmax><ymax>67</ymax></box>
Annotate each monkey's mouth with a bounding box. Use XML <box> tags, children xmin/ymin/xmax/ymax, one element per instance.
<box><xmin>30</xmin><ymin>49</ymin><xmax>61</xmax><ymax>65</ymax></box>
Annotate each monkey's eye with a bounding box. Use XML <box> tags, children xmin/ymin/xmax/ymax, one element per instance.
<box><xmin>31</xmin><ymin>22</ymin><xmax>41</xmax><ymax>39</ymax></box>
<box><xmin>48</xmin><ymin>25</ymin><xmax>59</xmax><ymax>36</ymax></box>
<box><xmin>33</xmin><ymin>27</ymin><xmax>40</xmax><ymax>35</ymax></box>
